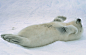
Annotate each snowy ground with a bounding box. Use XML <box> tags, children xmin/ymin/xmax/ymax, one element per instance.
<box><xmin>0</xmin><ymin>0</ymin><xmax>86</xmax><ymax>55</ymax></box>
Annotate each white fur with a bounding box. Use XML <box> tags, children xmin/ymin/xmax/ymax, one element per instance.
<box><xmin>1</xmin><ymin>16</ymin><xmax>83</xmax><ymax>47</ymax></box>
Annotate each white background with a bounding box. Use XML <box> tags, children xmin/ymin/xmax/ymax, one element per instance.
<box><xmin>0</xmin><ymin>0</ymin><xmax>86</xmax><ymax>55</ymax></box>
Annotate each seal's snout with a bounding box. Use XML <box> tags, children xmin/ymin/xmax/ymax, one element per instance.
<box><xmin>77</xmin><ymin>18</ymin><xmax>81</xmax><ymax>23</ymax></box>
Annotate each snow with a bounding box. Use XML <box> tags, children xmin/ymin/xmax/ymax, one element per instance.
<box><xmin>0</xmin><ymin>0</ymin><xmax>86</xmax><ymax>55</ymax></box>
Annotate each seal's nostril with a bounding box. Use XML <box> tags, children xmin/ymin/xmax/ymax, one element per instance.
<box><xmin>77</xmin><ymin>18</ymin><xmax>81</xmax><ymax>22</ymax></box>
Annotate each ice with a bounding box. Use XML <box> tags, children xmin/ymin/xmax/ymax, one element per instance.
<box><xmin>0</xmin><ymin>0</ymin><xmax>86</xmax><ymax>55</ymax></box>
